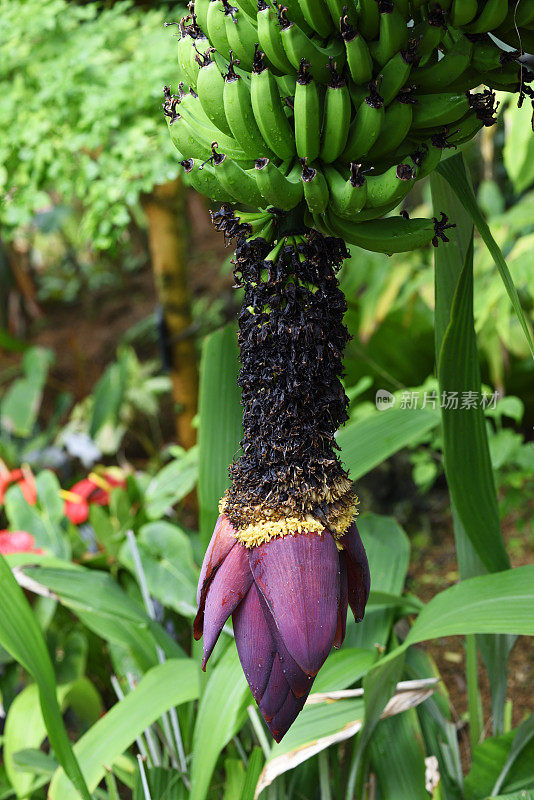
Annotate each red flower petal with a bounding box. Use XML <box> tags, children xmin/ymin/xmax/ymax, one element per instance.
<box><xmin>333</xmin><ymin>551</ymin><xmax>348</xmax><ymax>649</ymax></box>
<box><xmin>259</xmin><ymin>654</ymin><xmax>290</xmax><ymax>722</ymax></box>
<box><xmin>196</xmin><ymin>514</ymin><xmax>238</xmax><ymax>609</ymax></box>
<box><xmin>250</xmin><ymin>531</ymin><xmax>340</xmax><ymax>676</ymax></box>
<box><xmin>339</xmin><ymin>522</ymin><xmax>370</xmax><ymax>623</ymax></box>
<box><xmin>199</xmin><ymin>541</ymin><xmax>252</xmax><ymax>669</ymax></box>
<box><xmin>0</xmin><ymin>530</ymin><xmax>43</xmax><ymax>555</ymax></box>
<box><xmin>266</xmin><ymin>690</ymin><xmax>307</xmax><ymax>743</ymax></box>
<box><xmin>233</xmin><ymin>582</ymin><xmax>275</xmax><ymax>704</ymax></box>
<box><xmin>64</xmin><ymin>497</ymin><xmax>90</xmax><ymax>525</ymax></box>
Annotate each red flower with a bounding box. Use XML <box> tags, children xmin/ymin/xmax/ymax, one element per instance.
<box><xmin>0</xmin><ymin>468</ymin><xmax>37</xmax><ymax>506</ymax></box>
<box><xmin>63</xmin><ymin>471</ymin><xmax>126</xmax><ymax>524</ymax></box>
<box><xmin>194</xmin><ymin>515</ymin><xmax>370</xmax><ymax>741</ymax></box>
<box><xmin>0</xmin><ymin>530</ymin><xmax>44</xmax><ymax>556</ymax></box>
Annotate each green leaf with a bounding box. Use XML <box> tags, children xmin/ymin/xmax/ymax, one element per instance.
<box><xmin>312</xmin><ymin>648</ymin><xmax>378</xmax><ymax>693</ymax></box>
<box><xmin>144</xmin><ymin>448</ymin><xmax>199</xmax><ymax>520</ymax></box>
<box><xmin>239</xmin><ymin>748</ymin><xmax>264</xmax><ymax>800</ymax></box>
<box><xmin>436</xmin><ymin>154</ymin><xmax>533</xmax><ymax>356</ymax></box>
<box><xmin>369</xmin><ymin>711</ymin><xmax>428</xmax><ymax>800</ymax></box>
<box><xmin>0</xmin><ymin>554</ymin><xmax>91</xmax><ymax>800</ymax></box>
<box><xmin>337</xmin><ymin>408</ymin><xmax>440</xmax><ymax>482</ymax></box>
<box><xmin>133</xmin><ymin>766</ymin><xmax>186</xmax><ymax>800</ymax></box>
<box><xmin>223</xmin><ymin>759</ymin><xmax>245</xmax><ymax>800</ymax></box>
<box><xmin>198</xmin><ymin>325</ymin><xmax>242</xmax><ymax>549</ymax></box>
<box><xmin>503</xmin><ymin>100</ymin><xmax>534</xmax><ymax>193</ymax></box>
<box><xmin>405</xmin><ymin>565</ymin><xmax>534</xmax><ymax>644</ymax></box>
<box><xmin>12</xmin><ymin>748</ymin><xmax>58</xmax><ymax>777</ymax></box>
<box><xmin>49</xmin><ymin>659</ymin><xmax>199</xmax><ymax>798</ymax></box>
<box><xmin>492</xmin><ymin>715</ymin><xmax>534</xmax><ymax>795</ymax></box>
<box><xmin>190</xmin><ymin>645</ymin><xmax>250</xmax><ymax>800</ymax></box>
<box><xmin>89</xmin><ymin>358</ymin><xmax>128</xmax><ymax>440</ymax></box>
<box><xmin>0</xmin><ymin>347</ymin><xmax>53</xmax><ymax>436</ymax></box>
<box><xmin>119</xmin><ymin>522</ymin><xmax>197</xmax><ymax>618</ymax></box>
<box><xmin>5</xmin><ymin>474</ymin><xmax>70</xmax><ymax>560</ymax></box>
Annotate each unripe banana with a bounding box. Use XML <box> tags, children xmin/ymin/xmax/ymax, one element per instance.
<box><xmin>225</xmin><ymin>6</ymin><xmax>260</xmax><ymax>72</ymax></box>
<box><xmin>301</xmin><ymin>161</ymin><xmax>330</xmax><ymax>214</ymax></box>
<box><xmin>320</xmin><ymin>60</ymin><xmax>351</xmax><ymax>163</ymax></box>
<box><xmin>181</xmin><ymin>157</ymin><xmax>234</xmax><ymax>201</ymax></box>
<box><xmin>342</xmin><ymin>82</ymin><xmax>385</xmax><ymax>161</ymax></box>
<box><xmin>196</xmin><ymin>52</ymin><xmax>233</xmax><ymax>134</ymax></box>
<box><xmin>257</xmin><ymin>1</ymin><xmax>294</xmax><ymax>74</ymax></box>
<box><xmin>254</xmin><ymin>158</ymin><xmax>304</xmax><ymax>210</ymax></box>
<box><xmin>357</xmin><ymin>0</ymin><xmax>380</xmax><ymax>40</ymax></box>
<box><xmin>250</xmin><ymin>50</ymin><xmax>296</xmax><ymax>160</ymax></box>
<box><xmin>464</xmin><ymin>0</ymin><xmax>509</xmax><ymax>34</ymax></box>
<box><xmin>194</xmin><ymin>0</ymin><xmax>211</xmax><ymax>33</ymax></box>
<box><xmin>450</xmin><ymin>0</ymin><xmax>478</xmax><ymax>27</ymax></box>
<box><xmin>411</xmin><ymin>92</ymin><xmax>470</xmax><ymax>129</ymax></box>
<box><xmin>322</xmin><ymin>211</ymin><xmax>454</xmax><ymax>253</ymax></box>
<box><xmin>365</xmin><ymin>95</ymin><xmax>414</xmax><ymax>161</ymax></box>
<box><xmin>410</xmin><ymin>11</ymin><xmax>446</xmax><ymax>58</ymax></box>
<box><xmin>299</xmin><ymin>0</ymin><xmax>335</xmax><ymax>38</ymax></box>
<box><xmin>206</xmin><ymin>0</ymin><xmax>231</xmax><ymax>56</ymax></box>
<box><xmin>294</xmin><ymin>59</ymin><xmax>322</xmax><ymax>161</ymax></box>
<box><xmin>324</xmin><ymin>163</ymin><xmax>368</xmax><ymax>218</ymax></box>
<box><xmin>365</xmin><ymin>163</ymin><xmax>415</xmax><ymax>208</ymax></box>
<box><xmin>177</xmin><ymin>87</ymin><xmax>251</xmax><ymax>159</ymax></box>
<box><xmin>223</xmin><ymin>57</ymin><xmax>274</xmax><ymax>158</ymax></box>
<box><xmin>371</xmin><ymin>1</ymin><xmax>409</xmax><ymax>67</ymax></box>
<box><xmin>411</xmin><ymin>31</ymin><xmax>473</xmax><ymax>91</ymax></box>
<box><xmin>409</xmin><ymin>141</ymin><xmax>443</xmax><ymax>179</ymax></box>
<box><xmin>471</xmin><ymin>37</ymin><xmax>519</xmax><ymax>73</ymax></box>
<box><xmin>341</xmin><ymin>13</ymin><xmax>373</xmax><ymax>85</ymax></box>
<box><xmin>279</xmin><ymin>7</ymin><xmax>346</xmax><ymax>84</ymax></box>
<box><xmin>378</xmin><ymin>47</ymin><xmax>418</xmax><ymax>105</ymax></box>
<box><xmin>211</xmin><ymin>147</ymin><xmax>266</xmax><ymax>206</ymax></box>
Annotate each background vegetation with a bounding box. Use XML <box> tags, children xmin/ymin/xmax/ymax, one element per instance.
<box><xmin>0</xmin><ymin>1</ymin><xmax>533</xmax><ymax>798</ymax></box>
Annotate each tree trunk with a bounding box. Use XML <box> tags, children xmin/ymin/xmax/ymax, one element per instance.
<box><xmin>142</xmin><ymin>178</ymin><xmax>198</xmax><ymax>450</ymax></box>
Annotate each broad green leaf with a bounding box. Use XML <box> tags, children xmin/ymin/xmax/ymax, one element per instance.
<box><xmin>4</xmin><ymin>679</ymin><xmax>101</xmax><ymax>796</ymax></box>
<box><xmin>337</xmin><ymin>408</ymin><xmax>440</xmax><ymax>482</ymax></box>
<box><xmin>12</xmin><ymin>749</ymin><xmax>57</xmax><ymax>777</ymax></box>
<box><xmin>49</xmin><ymin>659</ymin><xmax>200</xmax><ymax>798</ymax></box>
<box><xmin>436</xmin><ymin>155</ymin><xmax>533</xmax><ymax>355</ymax></box>
<box><xmin>5</xmin><ymin>471</ymin><xmax>70</xmax><ymax>559</ymax></box>
<box><xmin>239</xmin><ymin>748</ymin><xmax>264</xmax><ymax>800</ymax></box>
<box><xmin>464</xmin><ymin>722</ymin><xmax>534</xmax><ymax>800</ymax></box>
<box><xmin>119</xmin><ymin>522</ymin><xmax>197</xmax><ymax>618</ymax></box>
<box><xmin>492</xmin><ymin>715</ymin><xmax>534</xmax><ymax>795</ymax></box>
<box><xmin>369</xmin><ymin>711</ymin><xmax>428</xmax><ymax>800</ymax></box>
<box><xmin>0</xmin><ymin>554</ymin><xmax>91</xmax><ymax>800</ymax></box>
<box><xmin>345</xmin><ymin>514</ymin><xmax>410</xmax><ymax>650</ymax></box>
<box><xmin>490</xmin><ymin>794</ymin><xmax>534</xmax><ymax>800</ymax></box>
<box><xmin>89</xmin><ymin>358</ymin><xmax>128</xmax><ymax>440</ymax></box>
<box><xmin>405</xmin><ymin>565</ymin><xmax>534</xmax><ymax>644</ymax></box>
<box><xmin>0</xmin><ymin>347</ymin><xmax>53</xmax><ymax>436</ymax></box>
<box><xmin>22</xmin><ymin>564</ymin><xmax>183</xmax><ymax>669</ymax></box>
<box><xmin>144</xmin><ymin>448</ymin><xmax>198</xmax><ymax>520</ymax></box>
<box><xmin>198</xmin><ymin>325</ymin><xmax>242</xmax><ymax>549</ymax></box>
<box><xmin>432</xmin><ymin>165</ymin><xmax>513</xmax><ymax>730</ymax></box>
<box><xmin>190</xmin><ymin>645</ymin><xmax>250</xmax><ymax>800</ymax></box>
<box><xmin>223</xmin><ymin>759</ymin><xmax>245</xmax><ymax>800</ymax></box>
<box><xmin>312</xmin><ymin>648</ymin><xmax>377</xmax><ymax>693</ymax></box>
<box><xmin>435</xmin><ymin>217</ymin><xmax>509</xmax><ymax>573</ymax></box>
<box><xmin>503</xmin><ymin>100</ymin><xmax>534</xmax><ymax>193</ymax></box>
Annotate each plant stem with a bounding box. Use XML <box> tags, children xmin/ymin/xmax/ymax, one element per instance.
<box><xmin>319</xmin><ymin>750</ymin><xmax>332</xmax><ymax>800</ymax></box>
<box><xmin>466</xmin><ymin>634</ymin><xmax>483</xmax><ymax>752</ymax></box>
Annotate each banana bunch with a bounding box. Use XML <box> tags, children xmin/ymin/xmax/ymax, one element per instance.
<box><xmin>164</xmin><ymin>0</ymin><xmax>534</xmax><ymax>253</ymax></box>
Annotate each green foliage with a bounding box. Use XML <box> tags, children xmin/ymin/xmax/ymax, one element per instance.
<box><xmin>0</xmin><ymin>0</ymin><xmax>184</xmax><ymax>250</ymax></box>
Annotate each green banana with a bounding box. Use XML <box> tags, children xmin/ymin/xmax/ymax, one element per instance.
<box><xmin>411</xmin><ymin>31</ymin><xmax>473</xmax><ymax>91</ymax></box>
<box><xmin>319</xmin><ymin>60</ymin><xmax>351</xmax><ymax>163</ymax></box>
<box><xmin>206</xmin><ymin>0</ymin><xmax>231</xmax><ymax>56</ymax></box>
<box><xmin>471</xmin><ymin>37</ymin><xmax>519</xmax><ymax>72</ymax></box>
<box><xmin>409</xmin><ymin>141</ymin><xmax>443</xmax><ymax>179</ymax></box>
<box><xmin>166</xmin><ymin>112</ymin><xmax>210</xmax><ymax>159</ymax></box>
<box><xmin>294</xmin><ymin>59</ymin><xmax>322</xmax><ymax>161</ymax></box>
<box><xmin>365</xmin><ymin>163</ymin><xmax>415</xmax><ymax>208</ymax></box>
<box><xmin>279</xmin><ymin>8</ymin><xmax>346</xmax><ymax>84</ymax></box>
<box><xmin>196</xmin><ymin>53</ymin><xmax>233</xmax><ymax>134</ymax></box>
<box><xmin>301</xmin><ymin>161</ymin><xmax>330</xmax><ymax>214</ymax></box>
<box><xmin>324</xmin><ymin>163</ymin><xmax>368</xmax><ymax>218</ymax></box>
<box><xmin>223</xmin><ymin>57</ymin><xmax>274</xmax><ymax>158</ymax></box>
<box><xmin>281</xmin><ymin>0</ymin><xmax>314</xmax><ymax>32</ymax></box>
<box><xmin>231</xmin><ymin>0</ymin><xmax>258</xmax><ymax>22</ymax></box>
<box><xmin>357</xmin><ymin>0</ymin><xmax>380</xmax><ymax>40</ymax></box>
<box><xmin>173</xmin><ymin>90</ymin><xmax>250</xmax><ymax>160</ymax></box>
<box><xmin>211</xmin><ymin>147</ymin><xmax>266</xmax><ymax>206</ymax></box>
<box><xmin>325</xmin><ymin>0</ymin><xmax>354</xmax><ymax>27</ymax></box>
<box><xmin>322</xmin><ymin>211</ymin><xmax>454</xmax><ymax>253</ymax></box>
<box><xmin>225</xmin><ymin>6</ymin><xmax>260</xmax><ymax>72</ymax></box>
<box><xmin>450</xmin><ymin>0</ymin><xmax>478</xmax><ymax>27</ymax></box>
<box><xmin>299</xmin><ymin>0</ymin><xmax>335</xmax><ymax>37</ymax></box>
<box><xmin>342</xmin><ymin>83</ymin><xmax>385</xmax><ymax>161</ymax></box>
<box><xmin>378</xmin><ymin>48</ymin><xmax>417</xmax><ymax>105</ymax></box>
<box><xmin>371</xmin><ymin>1</ymin><xmax>410</xmax><ymax>67</ymax></box>
<box><xmin>181</xmin><ymin>157</ymin><xmax>234</xmax><ymax>201</ymax></box>
<box><xmin>257</xmin><ymin>1</ymin><xmax>294</xmax><ymax>74</ymax></box>
<box><xmin>194</xmin><ymin>0</ymin><xmax>211</xmax><ymax>34</ymax></box>
<box><xmin>254</xmin><ymin>158</ymin><xmax>303</xmax><ymax>209</ymax></box>
<box><xmin>341</xmin><ymin>13</ymin><xmax>373</xmax><ymax>85</ymax></box>
<box><xmin>464</xmin><ymin>0</ymin><xmax>509</xmax><ymax>34</ymax></box>
<box><xmin>410</xmin><ymin>13</ymin><xmax>445</xmax><ymax>58</ymax></box>
<box><xmin>411</xmin><ymin>92</ymin><xmax>470</xmax><ymax>129</ymax></box>
<box><xmin>250</xmin><ymin>51</ymin><xmax>296</xmax><ymax>160</ymax></box>
<box><xmin>365</xmin><ymin>96</ymin><xmax>414</xmax><ymax>161</ymax></box>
